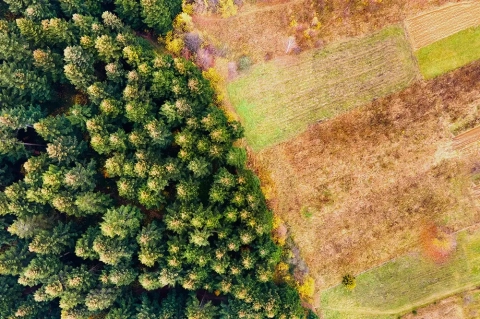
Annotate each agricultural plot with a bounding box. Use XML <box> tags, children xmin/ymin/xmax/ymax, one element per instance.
<box><xmin>320</xmin><ymin>227</ymin><xmax>480</xmax><ymax>319</ymax></box>
<box><xmin>255</xmin><ymin>61</ymin><xmax>480</xmax><ymax>292</ymax></box>
<box><xmin>415</xmin><ymin>26</ymin><xmax>480</xmax><ymax>79</ymax></box>
<box><xmin>404</xmin><ymin>1</ymin><xmax>480</xmax><ymax>51</ymax></box>
<box><xmin>227</xmin><ymin>26</ymin><xmax>417</xmax><ymax>150</ymax></box>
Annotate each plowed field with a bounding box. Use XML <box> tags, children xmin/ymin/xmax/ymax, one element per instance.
<box><xmin>228</xmin><ymin>26</ymin><xmax>417</xmax><ymax>150</ymax></box>
<box><xmin>405</xmin><ymin>1</ymin><xmax>480</xmax><ymax>50</ymax></box>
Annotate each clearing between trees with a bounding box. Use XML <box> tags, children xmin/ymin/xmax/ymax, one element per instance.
<box><xmin>228</xmin><ymin>25</ymin><xmax>417</xmax><ymax>150</ymax></box>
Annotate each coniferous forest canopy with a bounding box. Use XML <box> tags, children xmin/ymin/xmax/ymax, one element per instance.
<box><xmin>0</xmin><ymin>0</ymin><xmax>311</xmax><ymax>318</ymax></box>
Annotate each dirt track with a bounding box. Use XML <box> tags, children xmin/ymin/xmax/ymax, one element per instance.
<box><xmin>405</xmin><ymin>1</ymin><xmax>480</xmax><ymax>50</ymax></box>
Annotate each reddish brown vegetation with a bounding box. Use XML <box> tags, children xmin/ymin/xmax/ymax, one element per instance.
<box><xmin>420</xmin><ymin>224</ymin><xmax>456</xmax><ymax>263</ymax></box>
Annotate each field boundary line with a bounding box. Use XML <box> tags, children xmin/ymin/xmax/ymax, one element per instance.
<box><xmin>401</xmin><ymin>21</ymin><xmax>422</xmax><ymax>81</ymax></box>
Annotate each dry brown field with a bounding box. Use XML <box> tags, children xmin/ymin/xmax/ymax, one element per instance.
<box><xmin>404</xmin><ymin>1</ymin><xmax>480</xmax><ymax>51</ymax></box>
<box><xmin>255</xmin><ymin>61</ymin><xmax>480</xmax><ymax>289</ymax></box>
<box><xmin>193</xmin><ymin>0</ymin><xmax>458</xmax><ymax>61</ymax></box>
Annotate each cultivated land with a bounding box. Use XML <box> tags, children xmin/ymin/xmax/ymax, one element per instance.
<box><xmin>320</xmin><ymin>226</ymin><xmax>480</xmax><ymax>318</ymax></box>
<box><xmin>228</xmin><ymin>26</ymin><xmax>417</xmax><ymax>150</ymax></box>
<box><xmin>416</xmin><ymin>26</ymin><xmax>480</xmax><ymax>79</ymax></box>
<box><xmin>256</xmin><ymin>61</ymin><xmax>480</xmax><ymax>291</ymax></box>
<box><xmin>404</xmin><ymin>1</ymin><xmax>480</xmax><ymax>51</ymax></box>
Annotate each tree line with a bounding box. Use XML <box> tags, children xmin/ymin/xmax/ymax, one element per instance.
<box><xmin>0</xmin><ymin>0</ymin><xmax>314</xmax><ymax>318</ymax></box>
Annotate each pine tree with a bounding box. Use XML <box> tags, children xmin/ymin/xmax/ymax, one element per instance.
<box><xmin>95</xmin><ymin>34</ymin><xmax>121</xmax><ymax>62</ymax></box>
<box><xmin>92</xmin><ymin>235</ymin><xmax>135</xmax><ymax>265</ymax></box>
<box><xmin>85</xmin><ymin>287</ymin><xmax>119</xmax><ymax>311</ymax></box>
<box><xmin>34</xmin><ymin>115</ymin><xmax>73</xmax><ymax>142</ymax></box>
<box><xmin>75</xmin><ymin>191</ymin><xmax>112</xmax><ymax>215</ymax></box>
<box><xmin>114</xmin><ymin>0</ymin><xmax>142</xmax><ymax>29</ymax></box>
<box><xmin>7</xmin><ymin>214</ymin><xmax>51</xmax><ymax>239</ymax></box>
<box><xmin>64</xmin><ymin>161</ymin><xmax>97</xmax><ymax>191</ymax></box>
<box><xmin>100</xmin><ymin>205</ymin><xmax>142</xmax><ymax>239</ymax></box>
<box><xmin>18</xmin><ymin>255</ymin><xmax>63</xmax><ymax>286</ymax></box>
<box><xmin>28</xmin><ymin>222</ymin><xmax>76</xmax><ymax>255</ymax></box>
<box><xmin>46</xmin><ymin>136</ymin><xmax>86</xmax><ymax>164</ymax></box>
<box><xmin>185</xmin><ymin>293</ymin><xmax>217</xmax><ymax>319</ymax></box>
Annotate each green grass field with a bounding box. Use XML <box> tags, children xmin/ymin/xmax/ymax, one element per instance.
<box><xmin>227</xmin><ymin>26</ymin><xmax>417</xmax><ymax>151</ymax></box>
<box><xmin>416</xmin><ymin>26</ymin><xmax>480</xmax><ymax>80</ymax></box>
<box><xmin>320</xmin><ymin>227</ymin><xmax>480</xmax><ymax>318</ymax></box>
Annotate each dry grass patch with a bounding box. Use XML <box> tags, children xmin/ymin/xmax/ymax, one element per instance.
<box><xmin>228</xmin><ymin>25</ymin><xmax>417</xmax><ymax>150</ymax></box>
<box><xmin>256</xmin><ymin>61</ymin><xmax>480</xmax><ymax>290</ymax></box>
<box><xmin>404</xmin><ymin>1</ymin><xmax>480</xmax><ymax>51</ymax></box>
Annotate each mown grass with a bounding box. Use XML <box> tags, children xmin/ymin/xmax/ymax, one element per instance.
<box><xmin>416</xmin><ymin>26</ymin><xmax>480</xmax><ymax>79</ymax></box>
<box><xmin>320</xmin><ymin>228</ymin><xmax>480</xmax><ymax>319</ymax></box>
<box><xmin>227</xmin><ymin>25</ymin><xmax>417</xmax><ymax>151</ymax></box>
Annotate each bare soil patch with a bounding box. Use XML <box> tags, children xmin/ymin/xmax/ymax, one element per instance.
<box><xmin>405</xmin><ymin>1</ymin><xmax>480</xmax><ymax>51</ymax></box>
<box><xmin>256</xmin><ymin>61</ymin><xmax>480</xmax><ymax>289</ymax></box>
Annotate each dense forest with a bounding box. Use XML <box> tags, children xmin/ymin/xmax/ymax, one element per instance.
<box><xmin>0</xmin><ymin>0</ymin><xmax>312</xmax><ymax>318</ymax></box>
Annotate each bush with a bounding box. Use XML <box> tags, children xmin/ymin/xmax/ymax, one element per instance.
<box><xmin>342</xmin><ymin>274</ymin><xmax>356</xmax><ymax>290</ymax></box>
<box><xmin>184</xmin><ymin>32</ymin><xmax>202</xmax><ymax>53</ymax></box>
<box><xmin>237</xmin><ymin>55</ymin><xmax>252</xmax><ymax>71</ymax></box>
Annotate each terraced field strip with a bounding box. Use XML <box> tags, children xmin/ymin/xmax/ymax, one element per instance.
<box><xmin>228</xmin><ymin>26</ymin><xmax>417</xmax><ymax>151</ymax></box>
<box><xmin>453</xmin><ymin>125</ymin><xmax>480</xmax><ymax>151</ymax></box>
<box><xmin>320</xmin><ymin>227</ymin><xmax>480</xmax><ymax>319</ymax></box>
<box><xmin>404</xmin><ymin>1</ymin><xmax>480</xmax><ymax>51</ymax></box>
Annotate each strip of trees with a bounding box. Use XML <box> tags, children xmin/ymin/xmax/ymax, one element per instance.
<box><xmin>0</xmin><ymin>1</ymin><xmax>311</xmax><ymax>318</ymax></box>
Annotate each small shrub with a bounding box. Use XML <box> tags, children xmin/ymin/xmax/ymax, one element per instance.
<box><xmin>184</xmin><ymin>32</ymin><xmax>202</xmax><ymax>53</ymax></box>
<box><xmin>196</xmin><ymin>48</ymin><xmax>215</xmax><ymax>70</ymax></box>
<box><xmin>297</xmin><ymin>276</ymin><xmax>315</xmax><ymax>301</ymax></box>
<box><xmin>219</xmin><ymin>0</ymin><xmax>237</xmax><ymax>17</ymax></box>
<box><xmin>237</xmin><ymin>55</ymin><xmax>252</xmax><ymax>71</ymax></box>
<box><xmin>342</xmin><ymin>274</ymin><xmax>356</xmax><ymax>290</ymax></box>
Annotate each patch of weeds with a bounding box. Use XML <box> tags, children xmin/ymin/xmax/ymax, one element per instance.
<box><xmin>301</xmin><ymin>206</ymin><xmax>314</xmax><ymax>219</ymax></box>
<box><xmin>237</xmin><ymin>55</ymin><xmax>252</xmax><ymax>71</ymax></box>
